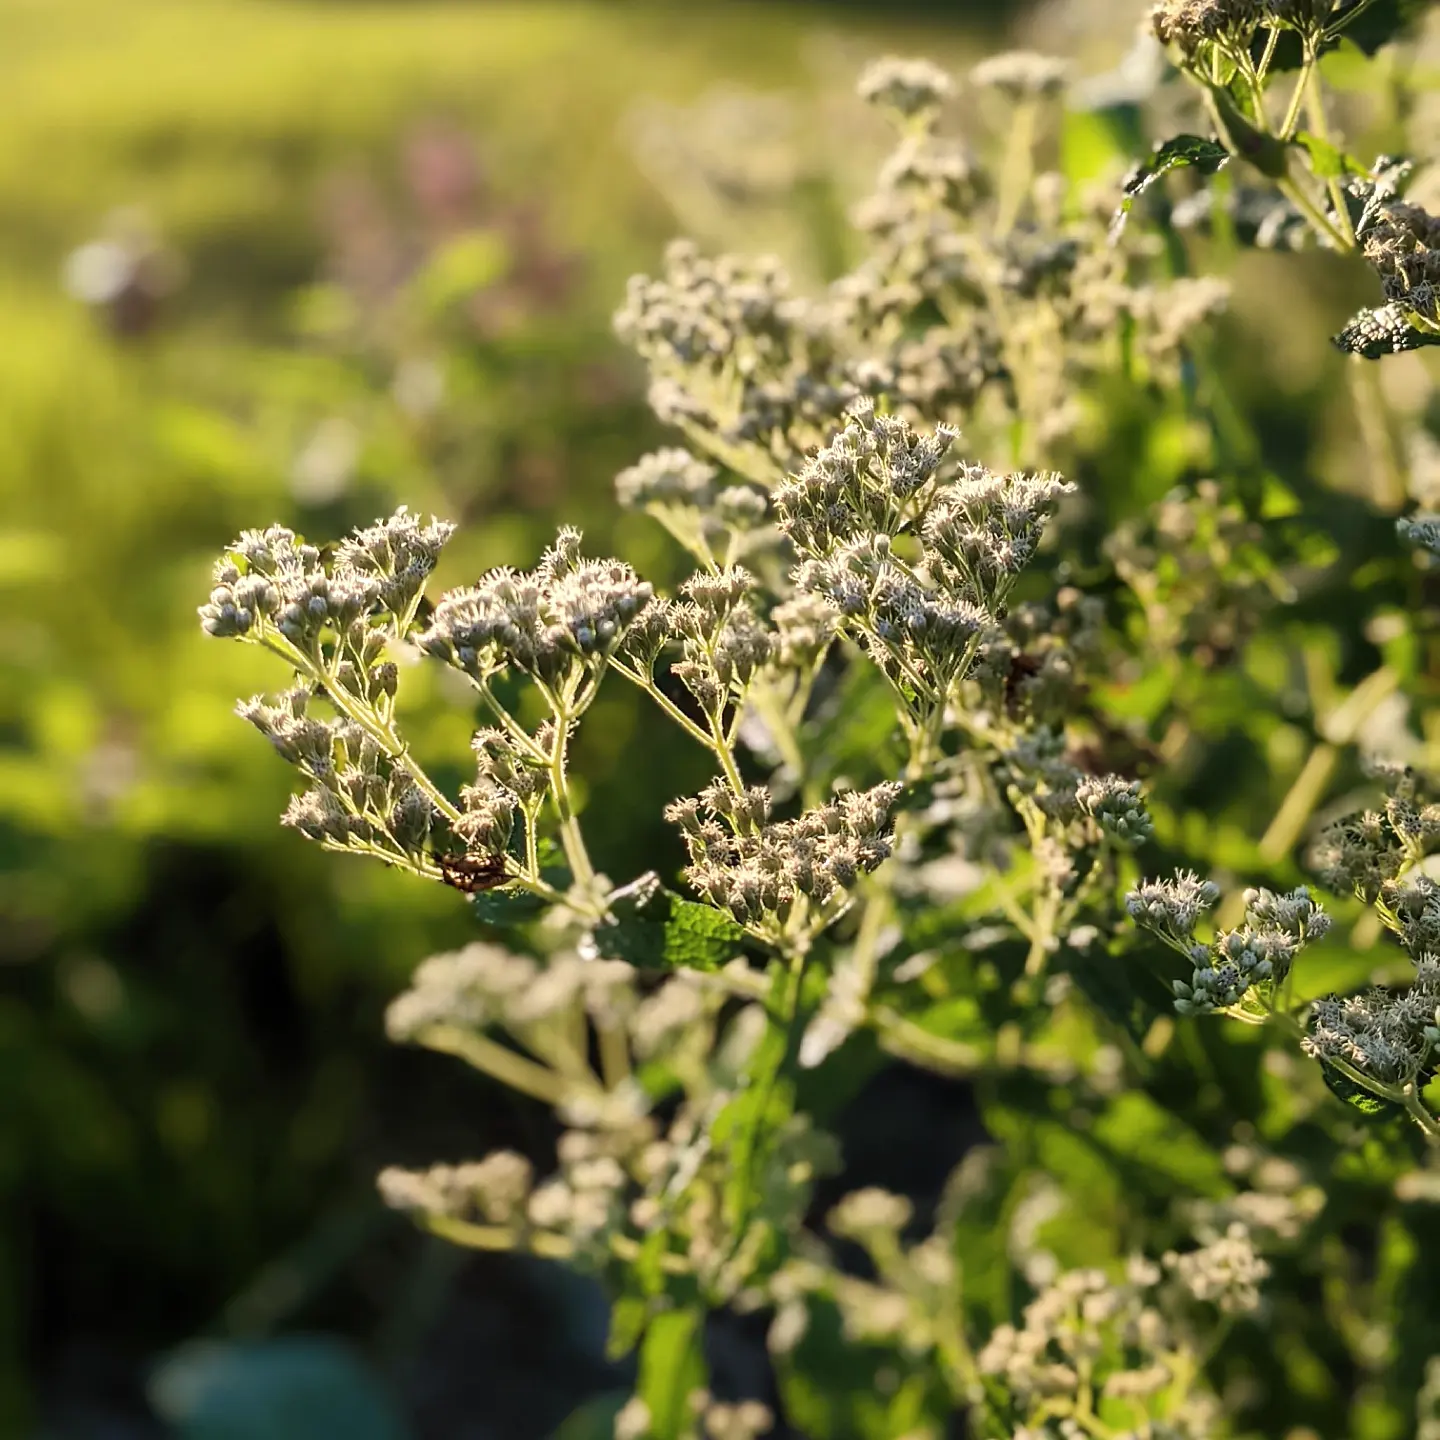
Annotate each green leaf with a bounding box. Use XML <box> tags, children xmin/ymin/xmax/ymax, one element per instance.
<box><xmin>414</xmin><ymin>231</ymin><xmax>509</xmax><ymax>316</ymax></box>
<box><xmin>591</xmin><ymin>872</ymin><xmax>749</xmax><ymax>972</ymax></box>
<box><xmin>1333</xmin><ymin>0</ymin><xmax>1430</xmax><ymax>54</ymax></box>
<box><xmin>1068</xmin><ymin>941</ymin><xmax>1174</xmax><ymax>1044</ymax></box>
<box><xmin>149</xmin><ymin>1338</ymin><xmax>409</xmax><ymax>1440</ymax></box>
<box><xmin>773</xmin><ymin>1297</ymin><xmax>947</xmax><ymax>1440</ymax></box>
<box><xmin>1294</xmin><ymin>131</ymin><xmax>1362</xmax><ymax>180</ymax></box>
<box><xmin>469</xmin><ymin>886</ymin><xmax>548</xmax><ymax>924</ymax></box>
<box><xmin>1206</xmin><ymin>87</ymin><xmax>1290</xmax><ymax>178</ymax></box>
<box><xmin>1111</xmin><ymin>134</ymin><xmax>1230</xmax><ymax>239</ymax></box>
<box><xmin>606</xmin><ymin>1294</ymin><xmax>652</xmax><ymax>1362</ymax></box>
<box><xmin>635</xmin><ymin>1308</ymin><xmax>707</xmax><ymax>1440</ymax></box>
<box><xmin>1091</xmin><ymin>1091</ymin><xmax>1230</xmax><ymax>1196</ymax></box>
<box><xmin>1249</xmin><ymin>0</ymin><xmax>1426</xmax><ymax>71</ymax></box>
<box><xmin>551</xmin><ymin>1393</ymin><xmax>629</xmax><ymax>1440</ymax></box>
<box><xmin>1321</xmin><ymin>1062</ymin><xmax>1405</xmax><ymax>1117</ymax></box>
<box><xmin>1334</xmin><ymin>304</ymin><xmax>1440</xmax><ymax>360</ymax></box>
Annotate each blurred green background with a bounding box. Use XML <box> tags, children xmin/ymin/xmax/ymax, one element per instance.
<box><xmin>0</xmin><ymin>2</ymin><xmax>1036</xmax><ymax>1435</ymax></box>
<box><xmin>6</xmin><ymin>0</ymin><xmax>1423</xmax><ymax>1436</ymax></box>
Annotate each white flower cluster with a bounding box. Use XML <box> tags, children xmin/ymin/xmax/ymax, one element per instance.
<box><xmin>614</xmin><ymin>239</ymin><xmax>856</xmax><ymax>466</ymax></box>
<box><xmin>1128</xmin><ymin>875</ymin><xmax>1331</xmax><ymax>1016</ymax></box>
<box><xmin>419</xmin><ymin>527</ymin><xmax>654</xmax><ymax>688</ymax></box>
<box><xmin>777</xmin><ymin>400</ymin><xmax>1076</xmax><ymax>708</ymax></box>
<box><xmin>1164</xmin><ymin>1222</ymin><xmax>1270</xmax><ymax>1314</ymax></box>
<box><xmin>236</xmin><ymin>688</ymin><xmax>435</xmax><ymax>860</ymax></box>
<box><xmin>614</xmin><ymin>1393</ymin><xmax>774</xmax><ymax>1440</ymax></box>
<box><xmin>1399</xmin><ymin>513</ymin><xmax>1440</xmax><ymax>557</ymax></box>
<box><xmin>385</xmin><ymin>943</ymin><xmax>635</xmax><ymax>1043</ymax></box>
<box><xmin>1311</xmin><ymin>764</ymin><xmax>1440</xmax><ymax>901</ymax></box>
<box><xmin>382</xmin><ymin>947</ymin><xmax>840</xmax><ymax>1298</ymax></box>
<box><xmin>1303</xmin><ymin>964</ymin><xmax>1440</xmax><ymax>1086</ymax></box>
<box><xmin>857</xmin><ymin>56</ymin><xmax>955</xmax><ymax>119</ymax></box>
<box><xmin>200</xmin><ymin>509</ymin><xmax>454</xmax><ymax>644</ymax></box>
<box><xmin>977</xmin><ymin>1233</ymin><xmax>1263</xmax><ymax>1432</ymax></box>
<box><xmin>620</xmin><ymin>55</ymin><xmax>1227</xmax><ymax>486</ymax></box>
<box><xmin>667</xmin><ymin>780</ymin><xmax>902</xmax><ymax>930</ymax></box>
<box><xmin>1151</xmin><ymin>0</ymin><xmax>1268</xmax><ymax>48</ymax></box>
<box><xmin>378</xmin><ymin>1152</ymin><xmax>534</xmax><ymax>1226</ymax></box>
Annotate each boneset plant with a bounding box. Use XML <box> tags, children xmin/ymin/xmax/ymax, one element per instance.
<box><xmin>197</xmin><ymin>28</ymin><xmax>1440</xmax><ymax>1440</ymax></box>
<box><xmin>1111</xmin><ymin>0</ymin><xmax>1440</xmax><ymax>1151</ymax></box>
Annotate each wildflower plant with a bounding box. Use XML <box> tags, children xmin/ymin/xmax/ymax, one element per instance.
<box><xmin>193</xmin><ymin>23</ymin><xmax>1440</xmax><ymax>1440</ymax></box>
<box><xmin>1137</xmin><ymin>0</ymin><xmax>1436</xmax><ymax>356</ymax></box>
<box><xmin>616</xmin><ymin>50</ymin><xmax>1231</xmax><ymax>477</ymax></box>
<box><xmin>1130</xmin><ymin>760</ymin><xmax>1440</xmax><ymax>1141</ymax></box>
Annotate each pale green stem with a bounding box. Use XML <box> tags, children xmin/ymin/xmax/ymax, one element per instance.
<box><xmin>320</xmin><ymin>837</ymin><xmax>440</xmax><ymax>879</ymax></box>
<box><xmin>1258</xmin><ymin>744</ymin><xmax>1338</xmax><ymax>863</ymax></box>
<box><xmin>721</xmin><ymin>948</ymin><xmax>809</xmax><ymax>1260</ymax></box>
<box><xmin>1325</xmin><ymin>0</ymin><xmax>1382</xmax><ymax>42</ymax></box>
<box><xmin>1259</xmin><ymin>666</ymin><xmax>1398</xmax><ymax>862</ymax></box>
<box><xmin>515</xmin><ymin>1014</ymin><xmax>596</xmax><ymax>1090</ymax></box>
<box><xmin>611</xmin><ymin>658</ymin><xmax>717</xmax><ymax>750</ymax></box>
<box><xmin>423</xmin><ymin>1213</ymin><xmax>692</xmax><ymax>1273</ymax></box>
<box><xmin>415</xmin><ymin>1024</ymin><xmax>582</xmax><ymax>1107</ymax></box>
<box><xmin>1280</xmin><ymin>174</ymin><xmax>1353</xmax><ymax>250</ymax></box>
<box><xmin>746</xmin><ymin>678</ymin><xmax>808</xmax><ymax>788</ymax></box>
<box><xmin>1024</xmin><ymin>889</ymin><xmax>1063</xmax><ymax>979</ymax></box>
<box><xmin>1305</xmin><ymin>66</ymin><xmax>1357</xmax><ymax>249</ymax></box>
<box><xmin>542</xmin><ymin>693</ymin><xmax>597</xmax><ymax>896</ymax></box>
<box><xmin>259</xmin><ymin>628</ymin><xmax>463</xmax><ymax>824</ymax></box>
<box><xmin>468</xmin><ymin>677</ymin><xmax>549</xmax><ymax>761</ymax></box>
<box><xmin>597</xmin><ymin>1022</ymin><xmax>632</xmax><ymax>1091</ymax></box>
<box><xmin>995</xmin><ymin>98</ymin><xmax>1038</xmax><ymax>236</ymax></box>
<box><xmin>1254</xmin><ymin>25</ymin><xmax>1281</xmax><ymax>89</ymax></box>
<box><xmin>872</xmin><ymin>1008</ymin><xmax>983</xmax><ymax>1075</ymax></box>
<box><xmin>1278</xmin><ymin>49</ymin><xmax>1316</xmax><ymax>140</ymax></box>
<box><xmin>1402</xmin><ymin>1085</ymin><xmax>1440</xmax><ymax>1144</ymax></box>
<box><xmin>522</xmin><ymin>797</ymin><xmax>542</xmax><ymax>881</ymax></box>
<box><xmin>423</xmin><ymin>1214</ymin><xmax>573</xmax><ymax>1259</ymax></box>
<box><xmin>708</xmin><ymin>709</ymin><xmax>749</xmax><ymax>798</ymax></box>
<box><xmin>1350</xmin><ymin>360</ymin><xmax>1408</xmax><ymax>511</ymax></box>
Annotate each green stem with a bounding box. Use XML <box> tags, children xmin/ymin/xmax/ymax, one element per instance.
<box><xmin>1258</xmin><ymin>743</ymin><xmax>1338</xmax><ymax>863</ymax></box>
<box><xmin>423</xmin><ymin>1214</ymin><xmax>572</xmax><ymax>1259</ymax></box>
<box><xmin>1325</xmin><ymin>0</ymin><xmax>1383</xmax><ymax>42</ymax></box>
<box><xmin>723</xmin><ymin>950</ymin><xmax>809</xmax><ymax>1254</ymax></box>
<box><xmin>469</xmin><ymin>678</ymin><xmax>549</xmax><ymax>761</ymax></box>
<box><xmin>611</xmin><ymin>658</ymin><xmax>717</xmax><ymax>751</ymax></box>
<box><xmin>995</xmin><ymin>98</ymin><xmax>1038</xmax><ymax>235</ymax></box>
<box><xmin>709</xmin><ymin>710</ymin><xmax>749</xmax><ymax>798</ymax></box>
<box><xmin>1278</xmin><ymin>50</ymin><xmax>1316</xmax><ymax>140</ymax></box>
<box><xmin>260</xmin><ymin>629</ymin><xmax>462</xmax><ymax>824</ymax></box>
<box><xmin>1305</xmin><ymin>65</ymin><xmax>1357</xmax><ymax>249</ymax></box>
<box><xmin>1254</xmin><ymin>26</ymin><xmax>1281</xmax><ymax>90</ymax></box>
<box><xmin>415</xmin><ymin>1024</ymin><xmax>582</xmax><ymax>1106</ymax></box>
<box><xmin>1350</xmin><ymin>360</ymin><xmax>1408</xmax><ymax>511</ymax></box>
<box><xmin>747</xmin><ymin>678</ymin><xmax>807</xmax><ymax>786</ymax></box>
<box><xmin>1023</xmin><ymin>889</ymin><xmax>1062</xmax><ymax>978</ymax></box>
<box><xmin>871</xmin><ymin>1008</ymin><xmax>983</xmax><ymax>1075</ymax></box>
<box><xmin>597</xmin><ymin>1022</ymin><xmax>633</xmax><ymax>1092</ymax></box>
<box><xmin>1402</xmin><ymin>1085</ymin><xmax>1440</xmax><ymax>1144</ymax></box>
<box><xmin>1279</xmin><ymin>174</ymin><xmax>1352</xmax><ymax>250</ymax></box>
<box><xmin>423</xmin><ymin>1213</ymin><xmax>692</xmax><ymax>1273</ymax></box>
<box><xmin>545</xmin><ymin>703</ymin><xmax>597</xmax><ymax>895</ymax></box>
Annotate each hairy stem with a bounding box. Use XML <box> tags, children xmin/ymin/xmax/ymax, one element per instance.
<box><xmin>415</xmin><ymin>1024</ymin><xmax>586</xmax><ymax>1107</ymax></box>
<box><xmin>261</xmin><ymin>628</ymin><xmax>462</xmax><ymax>824</ymax></box>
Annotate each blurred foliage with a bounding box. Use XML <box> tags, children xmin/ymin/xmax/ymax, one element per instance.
<box><xmin>8</xmin><ymin>0</ymin><xmax>1440</xmax><ymax>1437</ymax></box>
<box><xmin>0</xmin><ymin>3</ymin><xmax>986</xmax><ymax>1432</ymax></box>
